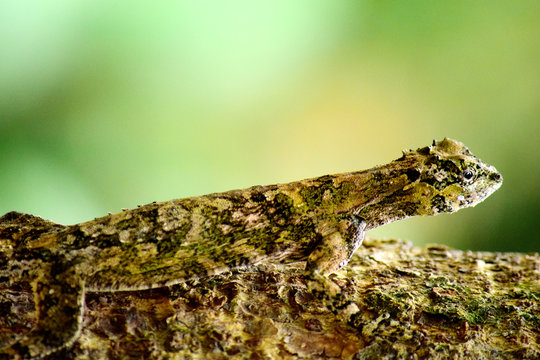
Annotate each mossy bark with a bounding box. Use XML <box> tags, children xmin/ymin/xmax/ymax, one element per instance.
<box><xmin>1</xmin><ymin>238</ymin><xmax>538</xmax><ymax>359</ymax></box>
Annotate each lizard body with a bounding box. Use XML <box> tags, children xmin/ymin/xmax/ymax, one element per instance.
<box><xmin>0</xmin><ymin>138</ymin><xmax>502</xmax><ymax>358</ymax></box>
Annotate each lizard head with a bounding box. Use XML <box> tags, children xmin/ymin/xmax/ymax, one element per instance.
<box><xmin>408</xmin><ymin>138</ymin><xmax>503</xmax><ymax>215</ymax></box>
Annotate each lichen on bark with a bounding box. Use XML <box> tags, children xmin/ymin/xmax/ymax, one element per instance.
<box><xmin>1</xmin><ymin>237</ymin><xmax>538</xmax><ymax>359</ymax></box>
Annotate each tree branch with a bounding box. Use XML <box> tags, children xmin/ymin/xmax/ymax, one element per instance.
<box><xmin>1</xmin><ymin>238</ymin><xmax>538</xmax><ymax>359</ymax></box>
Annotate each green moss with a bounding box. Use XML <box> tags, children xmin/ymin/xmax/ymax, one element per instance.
<box><xmin>512</xmin><ymin>285</ymin><xmax>540</xmax><ymax>301</ymax></box>
<box><xmin>520</xmin><ymin>312</ymin><xmax>540</xmax><ymax>328</ymax></box>
<box><xmin>463</xmin><ymin>300</ymin><xmax>496</xmax><ymax>325</ymax></box>
<box><xmin>365</xmin><ymin>289</ymin><xmax>412</xmax><ymax>316</ymax></box>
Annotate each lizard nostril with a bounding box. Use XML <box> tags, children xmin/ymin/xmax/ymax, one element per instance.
<box><xmin>490</xmin><ymin>173</ymin><xmax>502</xmax><ymax>182</ymax></box>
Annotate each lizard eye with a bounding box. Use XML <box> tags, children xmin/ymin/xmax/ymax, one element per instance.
<box><xmin>462</xmin><ymin>169</ymin><xmax>475</xmax><ymax>181</ymax></box>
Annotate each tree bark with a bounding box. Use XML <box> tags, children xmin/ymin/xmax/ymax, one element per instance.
<box><xmin>1</xmin><ymin>238</ymin><xmax>539</xmax><ymax>359</ymax></box>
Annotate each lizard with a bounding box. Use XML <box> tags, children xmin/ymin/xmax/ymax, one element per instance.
<box><xmin>0</xmin><ymin>138</ymin><xmax>502</xmax><ymax>359</ymax></box>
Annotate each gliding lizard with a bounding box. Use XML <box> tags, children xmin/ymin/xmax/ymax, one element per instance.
<box><xmin>0</xmin><ymin>138</ymin><xmax>503</xmax><ymax>358</ymax></box>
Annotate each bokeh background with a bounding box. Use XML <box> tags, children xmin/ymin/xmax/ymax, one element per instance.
<box><xmin>1</xmin><ymin>1</ymin><xmax>538</xmax><ymax>252</ymax></box>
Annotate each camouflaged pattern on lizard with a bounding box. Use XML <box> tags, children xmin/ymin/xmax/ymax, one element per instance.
<box><xmin>0</xmin><ymin>138</ymin><xmax>502</xmax><ymax>359</ymax></box>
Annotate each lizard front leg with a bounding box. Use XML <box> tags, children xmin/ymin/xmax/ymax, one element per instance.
<box><xmin>1</xmin><ymin>257</ymin><xmax>85</xmax><ymax>359</ymax></box>
<box><xmin>306</xmin><ymin>214</ymin><xmax>366</xmax><ymax>276</ymax></box>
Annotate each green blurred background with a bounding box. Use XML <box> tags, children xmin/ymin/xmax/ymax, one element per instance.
<box><xmin>1</xmin><ymin>1</ymin><xmax>538</xmax><ymax>252</ymax></box>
